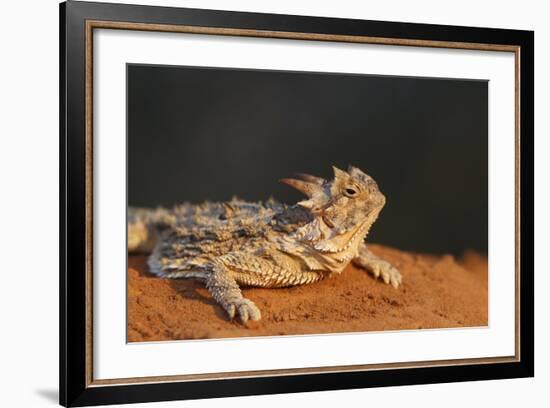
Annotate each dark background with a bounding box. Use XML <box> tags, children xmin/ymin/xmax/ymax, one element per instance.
<box><xmin>127</xmin><ymin>64</ymin><xmax>488</xmax><ymax>255</ymax></box>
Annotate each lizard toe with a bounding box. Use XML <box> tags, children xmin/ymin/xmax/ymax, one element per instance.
<box><xmin>367</xmin><ymin>260</ymin><xmax>402</xmax><ymax>289</ymax></box>
<box><xmin>240</xmin><ymin>299</ymin><xmax>261</xmax><ymax>322</ymax></box>
<box><xmin>381</xmin><ymin>265</ymin><xmax>402</xmax><ymax>289</ymax></box>
<box><xmin>238</xmin><ymin>304</ymin><xmax>250</xmax><ymax>322</ymax></box>
<box><xmin>225</xmin><ymin>304</ymin><xmax>236</xmax><ymax>320</ymax></box>
<box><xmin>228</xmin><ymin>299</ymin><xmax>262</xmax><ymax>323</ymax></box>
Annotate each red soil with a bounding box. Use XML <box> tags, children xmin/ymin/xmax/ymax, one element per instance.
<box><xmin>127</xmin><ymin>245</ymin><xmax>487</xmax><ymax>342</ymax></box>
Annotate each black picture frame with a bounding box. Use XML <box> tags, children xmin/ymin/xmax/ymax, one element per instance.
<box><xmin>60</xmin><ymin>1</ymin><xmax>534</xmax><ymax>406</ymax></box>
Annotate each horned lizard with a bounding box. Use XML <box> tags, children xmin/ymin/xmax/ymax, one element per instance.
<box><xmin>128</xmin><ymin>165</ymin><xmax>401</xmax><ymax>323</ymax></box>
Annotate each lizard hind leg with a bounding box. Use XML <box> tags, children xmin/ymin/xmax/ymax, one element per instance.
<box><xmin>205</xmin><ymin>261</ymin><xmax>261</xmax><ymax>323</ymax></box>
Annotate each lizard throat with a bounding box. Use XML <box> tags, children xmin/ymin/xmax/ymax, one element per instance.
<box><xmin>313</xmin><ymin>219</ymin><xmax>372</xmax><ymax>254</ymax></box>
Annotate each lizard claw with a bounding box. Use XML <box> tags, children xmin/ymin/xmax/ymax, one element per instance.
<box><xmin>369</xmin><ymin>261</ymin><xmax>402</xmax><ymax>289</ymax></box>
<box><xmin>381</xmin><ymin>263</ymin><xmax>402</xmax><ymax>289</ymax></box>
<box><xmin>224</xmin><ymin>298</ymin><xmax>261</xmax><ymax>323</ymax></box>
<box><xmin>225</xmin><ymin>304</ymin><xmax>236</xmax><ymax>320</ymax></box>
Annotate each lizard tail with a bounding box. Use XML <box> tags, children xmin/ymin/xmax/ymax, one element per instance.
<box><xmin>127</xmin><ymin>207</ymin><xmax>170</xmax><ymax>254</ymax></box>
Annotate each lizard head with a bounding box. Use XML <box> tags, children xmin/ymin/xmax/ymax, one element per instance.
<box><xmin>280</xmin><ymin>165</ymin><xmax>386</xmax><ymax>254</ymax></box>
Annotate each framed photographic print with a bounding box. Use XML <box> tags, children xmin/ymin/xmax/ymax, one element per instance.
<box><xmin>59</xmin><ymin>0</ymin><xmax>534</xmax><ymax>406</ymax></box>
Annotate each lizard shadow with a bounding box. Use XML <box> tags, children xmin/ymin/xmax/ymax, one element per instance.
<box><xmin>129</xmin><ymin>254</ymin><xmax>234</xmax><ymax>322</ymax></box>
<box><xmin>168</xmin><ymin>280</ymin><xmax>232</xmax><ymax>322</ymax></box>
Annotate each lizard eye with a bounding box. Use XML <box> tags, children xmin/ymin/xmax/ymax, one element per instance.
<box><xmin>344</xmin><ymin>187</ymin><xmax>358</xmax><ymax>198</ymax></box>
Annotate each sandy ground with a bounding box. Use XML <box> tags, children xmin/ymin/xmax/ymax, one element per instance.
<box><xmin>127</xmin><ymin>245</ymin><xmax>487</xmax><ymax>342</ymax></box>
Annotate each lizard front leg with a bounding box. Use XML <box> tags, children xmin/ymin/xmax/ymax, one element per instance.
<box><xmin>352</xmin><ymin>242</ymin><xmax>402</xmax><ymax>288</ymax></box>
<box><xmin>205</xmin><ymin>261</ymin><xmax>262</xmax><ymax>323</ymax></box>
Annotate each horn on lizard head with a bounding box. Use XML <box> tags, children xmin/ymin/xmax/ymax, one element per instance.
<box><xmin>279</xmin><ymin>177</ymin><xmax>323</xmax><ymax>198</ymax></box>
<box><xmin>332</xmin><ymin>165</ymin><xmax>349</xmax><ymax>181</ymax></box>
<box><xmin>294</xmin><ymin>173</ymin><xmax>325</xmax><ymax>185</ymax></box>
<box><xmin>347</xmin><ymin>165</ymin><xmax>373</xmax><ymax>182</ymax></box>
